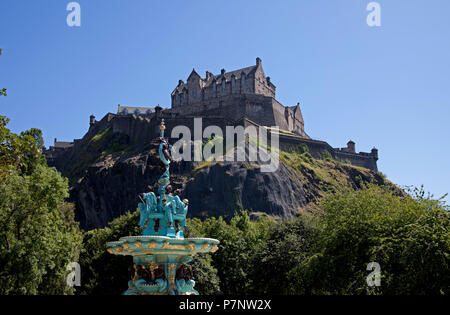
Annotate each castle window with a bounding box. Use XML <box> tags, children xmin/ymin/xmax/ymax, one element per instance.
<box><xmin>176</xmin><ymin>94</ymin><xmax>179</xmax><ymax>101</ymax></box>
<box><xmin>213</xmin><ymin>82</ymin><xmax>217</xmax><ymax>91</ymax></box>
<box><xmin>191</xmin><ymin>89</ymin><xmax>197</xmax><ymax>97</ymax></box>
<box><xmin>222</xmin><ymin>80</ymin><xmax>226</xmax><ymax>91</ymax></box>
<box><xmin>232</xmin><ymin>77</ymin><xmax>236</xmax><ymax>88</ymax></box>
<box><xmin>242</xmin><ymin>75</ymin><xmax>246</xmax><ymax>85</ymax></box>
<box><xmin>183</xmin><ymin>91</ymin><xmax>187</xmax><ymax>99</ymax></box>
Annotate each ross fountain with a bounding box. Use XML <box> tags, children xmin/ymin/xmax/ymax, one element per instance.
<box><xmin>107</xmin><ymin>120</ymin><xmax>219</xmax><ymax>295</ymax></box>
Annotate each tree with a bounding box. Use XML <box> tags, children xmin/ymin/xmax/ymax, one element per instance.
<box><xmin>250</xmin><ymin>216</ymin><xmax>319</xmax><ymax>295</ymax></box>
<box><xmin>0</xmin><ymin>116</ymin><xmax>43</xmax><ymax>180</ymax></box>
<box><xmin>289</xmin><ymin>184</ymin><xmax>450</xmax><ymax>295</ymax></box>
<box><xmin>0</xmin><ymin>165</ymin><xmax>83</xmax><ymax>294</ymax></box>
<box><xmin>0</xmin><ymin>116</ymin><xmax>82</xmax><ymax>295</ymax></box>
<box><xmin>188</xmin><ymin>211</ymin><xmax>272</xmax><ymax>295</ymax></box>
<box><xmin>77</xmin><ymin>211</ymin><xmax>141</xmax><ymax>295</ymax></box>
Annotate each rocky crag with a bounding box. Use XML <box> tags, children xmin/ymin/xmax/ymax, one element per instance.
<box><xmin>48</xmin><ymin>116</ymin><xmax>389</xmax><ymax>230</ymax></box>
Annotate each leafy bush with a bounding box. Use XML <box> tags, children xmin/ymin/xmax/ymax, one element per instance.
<box><xmin>76</xmin><ymin>211</ymin><xmax>141</xmax><ymax>295</ymax></box>
<box><xmin>76</xmin><ymin>189</ymin><xmax>449</xmax><ymax>296</ymax></box>
<box><xmin>289</xmin><ymin>184</ymin><xmax>450</xmax><ymax>295</ymax></box>
<box><xmin>187</xmin><ymin>212</ymin><xmax>272</xmax><ymax>295</ymax></box>
<box><xmin>250</xmin><ymin>216</ymin><xmax>319</xmax><ymax>295</ymax></box>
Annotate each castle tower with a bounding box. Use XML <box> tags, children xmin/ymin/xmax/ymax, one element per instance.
<box><xmin>347</xmin><ymin>140</ymin><xmax>356</xmax><ymax>153</ymax></box>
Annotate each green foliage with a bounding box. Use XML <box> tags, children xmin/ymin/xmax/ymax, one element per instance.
<box><xmin>250</xmin><ymin>216</ymin><xmax>319</xmax><ymax>295</ymax></box>
<box><xmin>289</xmin><ymin>184</ymin><xmax>450</xmax><ymax>295</ymax></box>
<box><xmin>0</xmin><ymin>165</ymin><xmax>82</xmax><ymax>295</ymax></box>
<box><xmin>321</xmin><ymin>150</ymin><xmax>333</xmax><ymax>161</ymax></box>
<box><xmin>0</xmin><ymin>115</ymin><xmax>82</xmax><ymax>295</ymax></box>
<box><xmin>190</xmin><ymin>254</ymin><xmax>220</xmax><ymax>295</ymax></box>
<box><xmin>187</xmin><ymin>211</ymin><xmax>272</xmax><ymax>295</ymax></box>
<box><xmin>76</xmin><ymin>210</ymin><xmax>141</xmax><ymax>295</ymax></box>
<box><xmin>295</xmin><ymin>144</ymin><xmax>309</xmax><ymax>155</ymax></box>
<box><xmin>289</xmin><ymin>144</ymin><xmax>313</xmax><ymax>163</ymax></box>
<box><xmin>75</xmin><ymin>189</ymin><xmax>449</xmax><ymax>295</ymax></box>
<box><xmin>0</xmin><ymin>117</ymin><xmax>45</xmax><ymax>180</ymax></box>
<box><xmin>66</xmin><ymin>127</ymin><xmax>129</xmax><ymax>179</ymax></box>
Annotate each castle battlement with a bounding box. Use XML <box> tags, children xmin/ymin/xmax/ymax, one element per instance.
<box><xmin>46</xmin><ymin>58</ymin><xmax>379</xmax><ymax>172</ymax></box>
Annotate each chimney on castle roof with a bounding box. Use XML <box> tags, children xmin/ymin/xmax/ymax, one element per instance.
<box><xmin>178</xmin><ymin>80</ymin><xmax>184</xmax><ymax>86</ymax></box>
<box><xmin>267</xmin><ymin>77</ymin><xmax>271</xmax><ymax>84</ymax></box>
<box><xmin>256</xmin><ymin>57</ymin><xmax>262</xmax><ymax>66</ymax></box>
<box><xmin>221</xmin><ymin>69</ymin><xmax>226</xmax><ymax>75</ymax></box>
<box><xmin>206</xmin><ymin>71</ymin><xmax>213</xmax><ymax>80</ymax></box>
<box><xmin>347</xmin><ymin>140</ymin><xmax>356</xmax><ymax>153</ymax></box>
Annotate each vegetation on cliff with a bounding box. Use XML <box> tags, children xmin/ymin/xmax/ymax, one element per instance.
<box><xmin>49</xmin><ymin>117</ymin><xmax>394</xmax><ymax>228</ymax></box>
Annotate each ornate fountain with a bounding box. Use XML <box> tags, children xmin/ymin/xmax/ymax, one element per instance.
<box><xmin>107</xmin><ymin>120</ymin><xmax>219</xmax><ymax>295</ymax></box>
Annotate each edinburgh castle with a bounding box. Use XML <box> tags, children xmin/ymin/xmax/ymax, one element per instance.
<box><xmin>47</xmin><ymin>58</ymin><xmax>379</xmax><ymax>171</ymax></box>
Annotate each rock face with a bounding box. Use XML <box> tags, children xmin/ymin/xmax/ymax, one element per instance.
<box><xmin>184</xmin><ymin>161</ymin><xmax>307</xmax><ymax>219</ymax></box>
<box><xmin>67</xmin><ymin>151</ymin><xmax>309</xmax><ymax>229</ymax></box>
<box><xmin>48</xmin><ymin>117</ymin><xmax>387</xmax><ymax>230</ymax></box>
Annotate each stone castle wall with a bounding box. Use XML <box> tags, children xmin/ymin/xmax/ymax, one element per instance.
<box><xmin>169</xmin><ymin>94</ymin><xmax>307</xmax><ymax>138</ymax></box>
<box><xmin>47</xmin><ymin>112</ymin><xmax>378</xmax><ymax>172</ymax></box>
<box><xmin>112</xmin><ymin>113</ymin><xmax>377</xmax><ymax>171</ymax></box>
<box><xmin>275</xmin><ymin>134</ymin><xmax>378</xmax><ymax>171</ymax></box>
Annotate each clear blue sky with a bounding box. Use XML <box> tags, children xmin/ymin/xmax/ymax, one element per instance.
<box><xmin>1</xmin><ymin>0</ymin><xmax>449</xmax><ymax>201</ymax></box>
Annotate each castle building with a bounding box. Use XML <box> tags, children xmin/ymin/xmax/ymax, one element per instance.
<box><xmin>48</xmin><ymin>58</ymin><xmax>379</xmax><ymax>172</ymax></box>
<box><xmin>171</xmin><ymin>57</ymin><xmax>275</xmax><ymax>107</ymax></box>
<box><xmin>170</xmin><ymin>58</ymin><xmax>308</xmax><ymax>138</ymax></box>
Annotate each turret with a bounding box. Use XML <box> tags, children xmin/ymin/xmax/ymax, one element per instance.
<box><xmin>155</xmin><ymin>104</ymin><xmax>163</xmax><ymax>118</ymax></box>
<box><xmin>371</xmin><ymin>147</ymin><xmax>379</xmax><ymax>161</ymax></box>
<box><xmin>347</xmin><ymin>140</ymin><xmax>356</xmax><ymax>153</ymax></box>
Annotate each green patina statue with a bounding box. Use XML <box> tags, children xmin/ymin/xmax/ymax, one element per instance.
<box><xmin>107</xmin><ymin>120</ymin><xmax>219</xmax><ymax>295</ymax></box>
